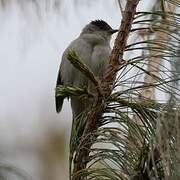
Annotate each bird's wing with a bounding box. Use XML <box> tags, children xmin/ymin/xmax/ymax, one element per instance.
<box><xmin>56</xmin><ymin>48</ymin><xmax>73</xmax><ymax>113</ymax></box>
<box><xmin>55</xmin><ymin>65</ymin><xmax>65</xmax><ymax>113</ymax></box>
<box><xmin>55</xmin><ymin>38</ymin><xmax>92</xmax><ymax>113</ymax></box>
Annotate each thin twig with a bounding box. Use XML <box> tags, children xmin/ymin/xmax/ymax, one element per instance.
<box><xmin>117</xmin><ymin>0</ymin><xmax>124</xmax><ymax>16</ymax></box>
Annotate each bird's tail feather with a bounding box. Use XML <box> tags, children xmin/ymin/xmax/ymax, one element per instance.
<box><xmin>55</xmin><ymin>96</ymin><xmax>64</xmax><ymax>113</ymax></box>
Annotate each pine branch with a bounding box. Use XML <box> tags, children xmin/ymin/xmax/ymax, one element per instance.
<box><xmin>72</xmin><ymin>0</ymin><xmax>140</xmax><ymax>179</ymax></box>
<box><xmin>56</xmin><ymin>85</ymin><xmax>94</xmax><ymax>98</ymax></box>
<box><xmin>134</xmin><ymin>3</ymin><xmax>177</xmax><ymax>101</ymax></box>
<box><xmin>67</xmin><ymin>49</ymin><xmax>101</xmax><ymax>95</ymax></box>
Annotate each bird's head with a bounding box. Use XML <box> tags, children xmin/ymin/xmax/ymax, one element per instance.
<box><xmin>81</xmin><ymin>20</ymin><xmax>118</xmax><ymax>44</ymax></box>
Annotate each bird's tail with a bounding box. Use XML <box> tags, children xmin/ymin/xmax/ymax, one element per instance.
<box><xmin>55</xmin><ymin>72</ymin><xmax>65</xmax><ymax>113</ymax></box>
<box><xmin>55</xmin><ymin>95</ymin><xmax>64</xmax><ymax>113</ymax></box>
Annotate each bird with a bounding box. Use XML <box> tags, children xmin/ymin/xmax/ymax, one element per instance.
<box><xmin>55</xmin><ymin>20</ymin><xmax>118</xmax><ymax>117</ymax></box>
<box><xmin>55</xmin><ymin>20</ymin><xmax>118</xmax><ymax>174</ymax></box>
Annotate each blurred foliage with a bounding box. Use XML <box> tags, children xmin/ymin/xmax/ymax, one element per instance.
<box><xmin>0</xmin><ymin>163</ymin><xmax>30</xmax><ymax>180</ymax></box>
<box><xmin>0</xmin><ymin>0</ymin><xmax>62</xmax><ymax>11</ymax></box>
<box><xmin>38</xmin><ymin>128</ymin><xmax>66</xmax><ymax>180</ymax></box>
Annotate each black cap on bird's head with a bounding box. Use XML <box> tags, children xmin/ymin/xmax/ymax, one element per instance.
<box><xmin>90</xmin><ymin>20</ymin><xmax>118</xmax><ymax>34</ymax></box>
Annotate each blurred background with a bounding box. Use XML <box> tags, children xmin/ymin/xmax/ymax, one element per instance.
<box><xmin>0</xmin><ymin>0</ymin><xmax>153</xmax><ymax>179</ymax></box>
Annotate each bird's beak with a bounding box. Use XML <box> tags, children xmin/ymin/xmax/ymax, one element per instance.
<box><xmin>109</xmin><ymin>29</ymin><xmax>119</xmax><ymax>34</ymax></box>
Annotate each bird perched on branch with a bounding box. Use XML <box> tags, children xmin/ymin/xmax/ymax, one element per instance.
<box><xmin>55</xmin><ymin>20</ymin><xmax>118</xmax><ymax>117</ymax></box>
<box><xmin>55</xmin><ymin>19</ymin><xmax>118</xmax><ymax>175</ymax></box>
